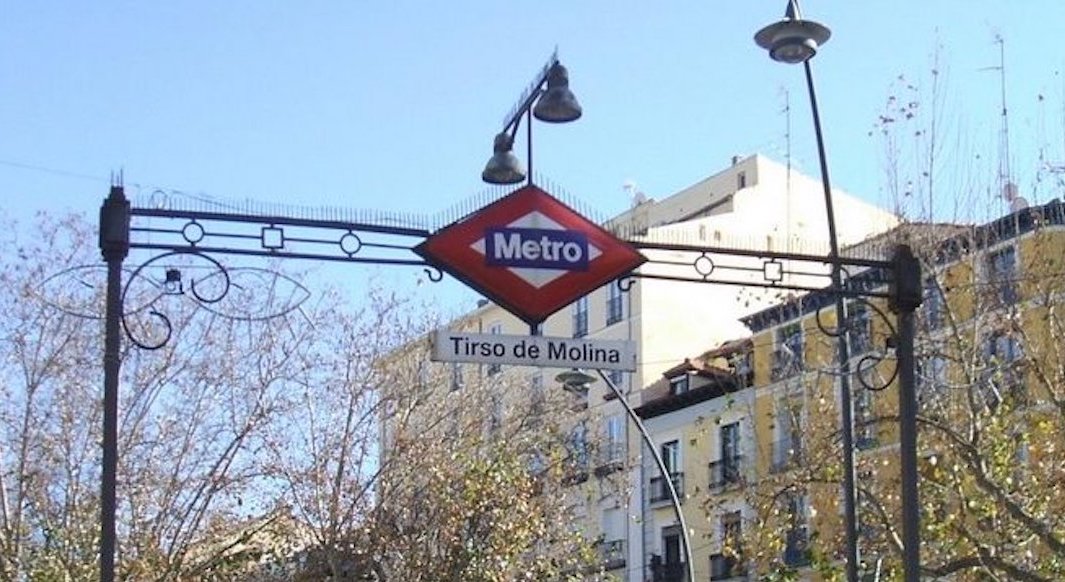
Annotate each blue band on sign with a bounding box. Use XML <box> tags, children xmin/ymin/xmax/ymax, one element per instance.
<box><xmin>485</xmin><ymin>227</ymin><xmax>589</xmax><ymax>271</ymax></box>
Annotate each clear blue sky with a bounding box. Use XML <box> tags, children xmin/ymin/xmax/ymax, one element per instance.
<box><xmin>3</xmin><ymin>1</ymin><xmax>1064</xmax><ymax>311</ymax></box>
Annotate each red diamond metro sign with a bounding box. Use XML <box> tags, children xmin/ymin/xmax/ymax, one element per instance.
<box><xmin>415</xmin><ymin>185</ymin><xmax>646</xmax><ymax>325</ymax></box>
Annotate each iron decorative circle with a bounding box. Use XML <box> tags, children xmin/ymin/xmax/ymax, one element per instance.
<box><xmin>694</xmin><ymin>254</ymin><xmax>715</xmax><ymax>278</ymax></box>
<box><xmin>182</xmin><ymin>221</ymin><xmax>205</xmax><ymax>244</ymax></box>
<box><xmin>339</xmin><ymin>232</ymin><xmax>362</xmax><ymax>256</ymax></box>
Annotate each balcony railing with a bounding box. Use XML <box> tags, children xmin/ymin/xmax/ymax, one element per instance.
<box><xmin>771</xmin><ymin>350</ymin><xmax>803</xmax><ymax>381</ymax></box>
<box><xmin>855</xmin><ymin>435</ymin><xmax>880</xmax><ymax>451</ymax></box>
<box><xmin>597</xmin><ymin>539</ymin><xmax>626</xmax><ymax>570</ymax></box>
<box><xmin>710</xmin><ymin>553</ymin><xmax>746</xmax><ymax>580</ymax></box>
<box><xmin>594</xmin><ymin>442</ymin><xmax>626</xmax><ymax>476</ymax></box>
<box><xmin>708</xmin><ymin>456</ymin><xmax>744</xmax><ymax>489</ymax></box>
<box><xmin>648</xmin><ymin>472</ymin><xmax>684</xmax><ymax>504</ymax></box>
<box><xmin>652</xmin><ymin>560</ymin><xmax>685</xmax><ymax>582</ymax></box>
<box><xmin>770</xmin><ymin>439</ymin><xmax>803</xmax><ymax>473</ymax></box>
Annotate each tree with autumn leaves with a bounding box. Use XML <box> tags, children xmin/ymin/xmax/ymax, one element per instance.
<box><xmin>0</xmin><ymin>212</ymin><xmax>606</xmax><ymax>581</ymax></box>
<box><xmin>707</xmin><ymin>66</ymin><xmax>1065</xmax><ymax>580</ymax></box>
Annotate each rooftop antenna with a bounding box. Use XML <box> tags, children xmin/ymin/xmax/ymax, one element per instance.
<box><xmin>780</xmin><ymin>86</ymin><xmax>794</xmax><ymax>252</ymax></box>
<box><xmin>624</xmin><ymin>180</ymin><xmax>647</xmax><ymax>207</ymax></box>
<box><xmin>982</xmin><ymin>34</ymin><xmax>1014</xmax><ymax>212</ymax></box>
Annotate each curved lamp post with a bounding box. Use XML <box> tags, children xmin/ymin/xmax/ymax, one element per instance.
<box><xmin>482</xmin><ymin>54</ymin><xmax>582</xmax><ymax>185</ymax></box>
<box><xmin>756</xmin><ymin>2</ymin><xmax>921</xmax><ymax>581</ymax></box>
<box><xmin>756</xmin><ymin>3</ymin><xmax>861</xmax><ymax>581</ymax></box>
<box><xmin>556</xmin><ymin>369</ymin><xmax>695</xmax><ymax>582</ymax></box>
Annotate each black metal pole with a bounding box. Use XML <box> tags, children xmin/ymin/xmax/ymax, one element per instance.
<box><xmin>803</xmin><ymin>59</ymin><xmax>860</xmax><ymax>582</ymax></box>
<box><xmin>596</xmin><ymin>370</ymin><xmax>694</xmax><ymax>582</ymax></box>
<box><xmin>890</xmin><ymin>244</ymin><xmax>922</xmax><ymax>582</ymax></box>
<box><xmin>526</xmin><ymin>107</ymin><xmax>533</xmax><ymax>185</ymax></box>
<box><xmin>99</xmin><ymin>185</ymin><xmax>130</xmax><ymax>582</ymax></box>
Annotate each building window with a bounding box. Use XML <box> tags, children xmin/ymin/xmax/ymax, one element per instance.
<box><xmin>488</xmin><ymin>392</ymin><xmax>503</xmax><ymax>432</ymax></box>
<box><xmin>918</xmin><ymin>354</ymin><xmax>948</xmax><ymax>414</ymax></box>
<box><xmin>922</xmin><ymin>275</ymin><xmax>945</xmax><ymax>330</ymax></box>
<box><xmin>608</xmin><ymin>369</ymin><xmax>625</xmax><ymax>387</ymax></box>
<box><xmin>450</xmin><ymin>363</ymin><xmax>464</xmax><ymax>391</ymax></box>
<box><xmin>606</xmin><ymin>282</ymin><xmax>624</xmax><ymax>325</ymax></box>
<box><xmin>731</xmin><ymin>350</ymin><xmax>754</xmax><ymax>386</ymax></box>
<box><xmin>565</xmin><ymin>424</ymin><xmax>589</xmax><ymax>484</ymax></box>
<box><xmin>986</xmin><ymin>245</ymin><xmax>1018</xmax><ymax>306</ymax></box>
<box><xmin>573</xmin><ymin>296</ymin><xmax>589</xmax><ymax>338</ymax></box>
<box><xmin>772</xmin><ymin>322</ymin><xmax>804</xmax><ymax>381</ymax></box>
<box><xmin>650</xmin><ymin>440</ymin><xmax>684</xmax><ymax>503</ymax></box>
<box><xmin>486</xmin><ymin>322</ymin><xmax>503</xmax><ymax>376</ymax></box>
<box><xmin>854</xmin><ymin>388</ymin><xmax>878</xmax><ymax>450</ymax></box>
<box><xmin>598</xmin><ymin>507</ymin><xmax>627</xmax><ymax>570</ymax></box>
<box><xmin>529</xmin><ymin>374</ymin><xmax>544</xmax><ymax>416</ymax></box>
<box><xmin>981</xmin><ymin>331</ymin><xmax>1025</xmax><ymax>409</ymax></box>
<box><xmin>722</xmin><ymin>510</ymin><xmax>742</xmax><ymax>549</ymax></box>
<box><xmin>602</xmin><ymin>415</ymin><xmax>625</xmax><ymax>466</ymax></box>
<box><xmin>660</xmin><ymin>527</ymin><xmax>684</xmax><ymax>579</ymax></box>
<box><xmin>669</xmin><ymin>374</ymin><xmax>690</xmax><ymax>396</ymax></box>
<box><xmin>737</xmin><ymin>171</ymin><xmax>747</xmax><ymax>190</ymax></box>
<box><xmin>661</xmin><ymin>440</ymin><xmax>680</xmax><ymax>474</ymax></box>
<box><xmin>710</xmin><ymin>422</ymin><xmax>743</xmax><ymax>488</ymax></box>
<box><xmin>846</xmin><ymin>301</ymin><xmax>872</xmax><ymax>356</ymax></box>
<box><xmin>771</xmin><ymin>397</ymin><xmax>803</xmax><ymax>473</ymax></box>
<box><xmin>783</xmin><ymin>493</ymin><xmax>811</xmax><ymax>566</ymax></box>
<box><xmin>711</xmin><ymin>511</ymin><xmax>745</xmax><ymax>580</ymax></box>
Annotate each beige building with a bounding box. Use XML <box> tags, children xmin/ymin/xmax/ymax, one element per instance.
<box><xmin>382</xmin><ymin>153</ymin><xmax>898</xmax><ymax>580</ymax></box>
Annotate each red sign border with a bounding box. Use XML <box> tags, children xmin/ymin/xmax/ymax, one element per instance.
<box><xmin>415</xmin><ymin>185</ymin><xmax>646</xmax><ymax>325</ymax></box>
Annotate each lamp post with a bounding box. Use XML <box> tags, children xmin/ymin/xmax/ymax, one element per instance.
<box><xmin>556</xmin><ymin>369</ymin><xmax>695</xmax><ymax>582</ymax></box>
<box><xmin>481</xmin><ymin>51</ymin><xmax>582</xmax><ymax>186</ymax></box>
<box><xmin>756</xmin><ymin>2</ymin><xmax>922</xmax><ymax>581</ymax></box>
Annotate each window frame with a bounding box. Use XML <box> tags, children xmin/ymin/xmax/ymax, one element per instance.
<box><xmin>573</xmin><ymin>296</ymin><xmax>589</xmax><ymax>338</ymax></box>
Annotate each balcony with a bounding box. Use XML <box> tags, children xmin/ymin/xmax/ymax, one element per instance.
<box><xmin>597</xmin><ymin>539</ymin><xmax>626</xmax><ymax>571</ymax></box>
<box><xmin>783</xmin><ymin>526</ymin><xmax>811</xmax><ymax>567</ymax></box>
<box><xmin>710</xmin><ymin>553</ymin><xmax>746</xmax><ymax>581</ymax></box>
<box><xmin>855</xmin><ymin>435</ymin><xmax>880</xmax><ymax>451</ymax></box>
<box><xmin>651</xmin><ymin>560</ymin><xmax>685</xmax><ymax>582</ymax></box>
<box><xmin>708</xmin><ymin>456</ymin><xmax>744</xmax><ymax>489</ymax></box>
<box><xmin>648</xmin><ymin>472</ymin><xmax>684</xmax><ymax>504</ymax></box>
<box><xmin>770</xmin><ymin>350</ymin><xmax>803</xmax><ymax>382</ymax></box>
<box><xmin>770</xmin><ymin>439</ymin><xmax>803</xmax><ymax>473</ymax></box>
<box><xmin>562</xmin><ymin>456</ymin><xmax>589</xmax><ymax>486</ymax></box>
<box><xmin>594</xmin><ymin>441</ymin><xmax>626</xmax><ymax>477</ymax></box>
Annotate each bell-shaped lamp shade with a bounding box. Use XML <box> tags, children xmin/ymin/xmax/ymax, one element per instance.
<box><xmin>754</xmin><ymin>17</ymin><xmax>831</xmax><ymax>65</ymax></box>
<box><xmin>533</xmin><ymin>62</ymin><xmax>582</xmax><ymax>123</ymax></box>
<box><xmin>481</xmin><ymin>132</ymin><xmax>526</xmax><ymax>184</ymax></box>
<box><xmin>556</xmin><ymin>368</ymin><xmax>597</xmax><ymax>394</ymax></box>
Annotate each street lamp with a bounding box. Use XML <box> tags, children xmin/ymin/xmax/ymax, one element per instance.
<box><xmin>756</xmin><ymin>2</ymin><xmax>921</xmax><ymax>582</ymax></box>
<box><xmin>482</xmin><ymin>54</ymin><xmax>582</xmax><ymax>185</ymax></box>
<box><xmin>555</xmin><ymin>369</ymin><xmax>695</xmax><ymax>582</ymax></box>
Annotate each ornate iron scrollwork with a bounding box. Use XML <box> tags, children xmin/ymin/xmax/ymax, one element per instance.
<box><xmin>814</xmin><ymin>296</ymin><xmax>899</xmax><ymax>391</ymax></box>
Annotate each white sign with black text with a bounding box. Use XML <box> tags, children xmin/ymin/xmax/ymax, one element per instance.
<box><xmin>430</xmin><ymin>331</ymin><xmax>636</xmax><ymax>371</ymax></box>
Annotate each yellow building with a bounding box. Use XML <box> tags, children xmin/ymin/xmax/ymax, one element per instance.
<box><xmin>631</xmin><ymin>199</ymin><xmax>1065</xmax><ymax>581</ymax></box>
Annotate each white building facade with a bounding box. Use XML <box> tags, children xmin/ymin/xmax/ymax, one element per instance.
<box><xmin>393</xmin><ymin>154</ymin><xmax>897</xmax><ymax>580</ymax></box>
